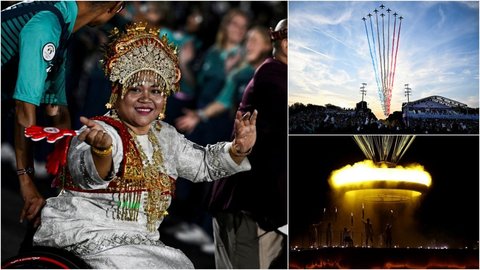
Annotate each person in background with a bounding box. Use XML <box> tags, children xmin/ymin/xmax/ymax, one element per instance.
<box><xmin>343</xmin><ymin>227</ymin><xmax>353</xmax><ymax>247</ymax></box>
<box><xmin>326</xmin><ymin>222</ymin><xmax>333</xmax><ymax>247</ymax></box>
<box><xmin>175</xmin><ymin>25</ymin><xmax>272</xmax><ymax>134</ymax></box>
<box><xmin>384</xmin><ymin>223</ymin><xmax>393</xmax><ymax>248</ymax></box>
<box><xmin>209</xmin><ymin>18</ymin><xmax>288</xmax><ymax>269</ymax></box>
<box><xmin>187</xmin><ymin>8</ymin><xmax>249</xmax><ymax>144</ymax></box>
<box><xmin>362</xmin><ymin>218</ymin><xmax>374</xmax><ymax>247</ymax></box>
<box><xmin>1</xmin><ymin>0</ymin><xmax>124</xmax><ymax>231</ymax></box>
<box><xmin>157</xmin><ymin>9</ymin><xmax>250</xmax><ymax>252</ymax></box>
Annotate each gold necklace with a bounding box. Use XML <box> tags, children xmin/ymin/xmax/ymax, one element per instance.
<box><xmin>129</xmin><ymin>126</ymin><xmax>165</xmax><ymax>178</ymax></box>
<box><xmin>128</xmin><ymin>124</ymin><xmax>172</xmax><ymax>231</ymax></box>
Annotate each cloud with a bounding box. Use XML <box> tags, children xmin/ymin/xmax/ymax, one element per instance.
<box><xmin>459</xmin><ymin>1</ymin><xmax>479</xmax><ymax>9</ymax></box>
<box><xmin>437</xmin><ymin>6</ymin><xmax>446</xmax><ymax>29</ymax></box>
<box><xmin>292</xmin><ymin>42</ymin><xmax>333</xmax><ymax>60</ymax></box>
<box><xmin>290</xmin><ymin>4</ymin><xmax>354</xmax><ymax>27</ymax></box>
<box><xmin>312</xmin><ymin>27</ymin><xmax>361</xmax><ymax>54</ymax></box>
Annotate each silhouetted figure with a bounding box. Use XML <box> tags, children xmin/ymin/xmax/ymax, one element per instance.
<box><xmin>326</xmin><ymin>222</ymin><xmax>333</xmax><ymax>247</ymax></box>
<box><xmin>342</xmin><ymin>227</ymin><xmax>353</xmax><ymax>247</ymax></box>
<box><xmin>362</xmin><ymin>218</ymin><xmax>374</xmax><ymax>247</ymax></box>
<box><xmin>385</xmin><ymin>223</ymin><xmax>393</xmax><ymax>248</ymax></box>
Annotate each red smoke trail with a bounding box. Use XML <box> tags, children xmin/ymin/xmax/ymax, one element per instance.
<box><xmin>390</xmin><ymin>18</ymin><xmax>403</xmax><ymax>114</ymax></box>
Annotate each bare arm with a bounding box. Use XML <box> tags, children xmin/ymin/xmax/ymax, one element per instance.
<box><xmin>175</xmin><ymin>102</ymin><xmax>227</xmax><ymax>134</ymax></box>
<box><xmin>204</xmin><ymin>102</ymin><xmax>227</xmax><ymax>119</ymax></box>
<box><xmin>14</xmin><ymin>100</ymin><xmax>45</xmax><ymax>226</ymax></box>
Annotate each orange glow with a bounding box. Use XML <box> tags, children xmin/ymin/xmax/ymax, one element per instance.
<box><xmin>329</xmin><ymin>160</ymin><xmax>431</xmax><ymax>190</ymax></box>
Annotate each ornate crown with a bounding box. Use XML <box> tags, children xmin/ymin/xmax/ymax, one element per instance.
<box><xmin>102</xmin><ymin>22</ymin><xmax>180</xmax><ymax>98</ymax></box>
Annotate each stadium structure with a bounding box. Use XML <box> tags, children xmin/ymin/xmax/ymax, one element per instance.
<box><xmin>402</xmin><ymin>95</ymin><xmax>478</xmax><ymax>121</ymax></box>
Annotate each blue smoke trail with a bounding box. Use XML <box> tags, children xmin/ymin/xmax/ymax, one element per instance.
<box><xmin>368</xmin><ymin>16</ymin><xmax>384</xmax><ymax>108</ymax></box>
<box><xmin>386</xmin><ymin>11</ymin><xmax>391</xmax><ymax>89</ymax></box>
<box><xmin>375</xmin><ymin>12</ymin><xmax>385</xmax><ymax>113</ymax></box>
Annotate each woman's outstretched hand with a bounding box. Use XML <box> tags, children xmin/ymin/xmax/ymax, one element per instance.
<box><xmin>77</xmin><ymin>117</ymin><xmax>113</xmax><ymax>179</ymax></box>
<box><xmin>231</xmin><ymin>110</ymin><xmax>258</xmax><ymax>159</ymax></box>
<box><xmin>77</xmin><ymin>116</ymin><xmax>112</xmax><ymax>151</ymax></box>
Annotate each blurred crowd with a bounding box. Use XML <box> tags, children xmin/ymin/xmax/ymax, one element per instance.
<box><xmin>289</xmin><ymin>103</ymin><xmax>479</xmax><ymax>134</ymax></box>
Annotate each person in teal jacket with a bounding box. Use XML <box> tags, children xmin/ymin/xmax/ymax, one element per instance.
<box><xmin>182</xmin><ymin>8</ymin><xmax>249</xmax><ymax>146</ymax></box>
<box><xmin>1</xmin><ymin>1</ymin><xmax>124</xmax><ymax>228</ymax></box>
<box><xmin>176</xmin><ymin>26</ymin><xmax>272</xmax><ymax>134</ymax></box>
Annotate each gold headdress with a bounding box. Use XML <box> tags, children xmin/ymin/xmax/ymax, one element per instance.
<box><xmin>102</xmin><ymin>21</ymin><xmax>181</xmax><ymax>108</ymax></box>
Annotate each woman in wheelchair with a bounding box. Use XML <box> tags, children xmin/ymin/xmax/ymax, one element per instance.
<box><xmin>5</xmin><ymin>22</ymin><xmax>256</xmax><ymax>269</ymax></box>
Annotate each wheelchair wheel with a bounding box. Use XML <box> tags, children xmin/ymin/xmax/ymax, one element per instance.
<box><xmin>2</xmin><ymin>246</ymin><xmax>90</xmax><ymax>269</ymax></box>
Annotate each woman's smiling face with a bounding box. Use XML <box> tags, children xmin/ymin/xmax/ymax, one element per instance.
<box><xmin>116</xmin><ymin>78</ymin><xmax>166</xmax><ymax>135</ymax></box>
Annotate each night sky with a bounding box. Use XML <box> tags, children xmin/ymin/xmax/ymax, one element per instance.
<box><xmin>289</xmin><ymin>135</ymin><xmax>479</xmax><ymax>247</ymax></box>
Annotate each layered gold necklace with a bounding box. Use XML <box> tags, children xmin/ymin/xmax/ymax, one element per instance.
<box><xmin>127</xmin><ymin>126</ymin><xmax>172</xmax><ymax>231</ymax></box>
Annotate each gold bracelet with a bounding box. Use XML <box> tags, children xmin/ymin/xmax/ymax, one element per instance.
<box><xmin>91</xmin><ymin>145</ymin><xmax>113</xmax><ymax>157</ymax></box>
<box><xmin>229</xmin><ymin>144</ymin><xmax>252</xmax><ymax>157</ymax></box>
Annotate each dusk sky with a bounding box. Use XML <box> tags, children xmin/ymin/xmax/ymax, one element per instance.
<box><xmin>289</xmin><ymin>1</ymin><xmax>479</xmax><ymax>119</ymax></box>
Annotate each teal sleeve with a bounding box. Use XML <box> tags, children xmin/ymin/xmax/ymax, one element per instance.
<box><xmin>215</xmin><ymin>73</ymin><xmax>236</xmax><ymax>109</ymax></box>
<box><xmin>46</xmin><ymin>51</ymin><xmax>67</xmax><ymax>106</ymax></box>
<box><xmin>12</xmin><ymin>11</ymin><xmax>62</xmax><ymax>106</ymax></box>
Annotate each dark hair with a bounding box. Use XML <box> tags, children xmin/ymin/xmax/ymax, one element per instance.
<box><xmin>90</xmin><ymin>1</ymin><xmax>120</xmax><ymax>9</ymax></box>
<box><xmin>249</xmin><ymin>25</ymin><xmax>271</xmax><ymax>45</ymax></box>
<box><xmin>90</xmin><ymin>1</ymin><xmax>114</xmax><ymax>6</ymax></box>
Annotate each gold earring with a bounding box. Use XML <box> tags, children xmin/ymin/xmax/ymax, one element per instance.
<box><xmin>158</xmin><ymin>98</ymin><xmax>167</xmax><ymax>120</ymax></box>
